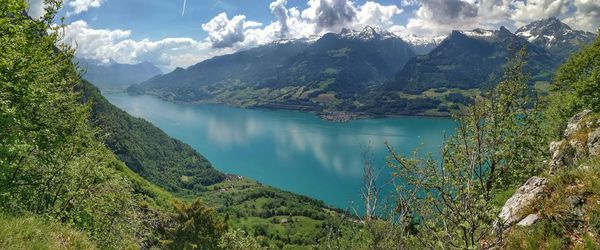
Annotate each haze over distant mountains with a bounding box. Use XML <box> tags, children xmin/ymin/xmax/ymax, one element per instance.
<box><xmin>78</xmin><ymin>58</ymin><xmax>162</xmax><ymax>91</ymax></box>
<box><xmin>123</xmin><ymin>18</ymin><xmax>595</xmax><ymax>118</ymax></box>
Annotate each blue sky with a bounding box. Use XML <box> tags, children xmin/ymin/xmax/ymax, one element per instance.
<box><xmin>27</xmin><ymin>0</ymin><xmax>599</xmax><ymax>71</ymax></box>
<box><xmin>55</xmin><ymin>0</ymin><xmax>416</xmax><ymax>41</ymax></box>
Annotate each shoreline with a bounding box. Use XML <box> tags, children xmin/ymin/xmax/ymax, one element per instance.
<box><xmin>124</xmin><ymin>90</ymin><xmax>454</xmax><ymax>122</ymax></box>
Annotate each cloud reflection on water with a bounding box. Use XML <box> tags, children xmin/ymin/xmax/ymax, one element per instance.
<box><xmin>106</xmin><ymin>93</ymin><xmax>454</xmax><ymax>208</ymax></box>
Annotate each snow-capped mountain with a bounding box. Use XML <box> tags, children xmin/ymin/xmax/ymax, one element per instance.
<box><xmin>516</xmin><ymin>17</ymin><xmax>596</xmax><ymax>59</ymax></box>
<box><xmin>385</xmin><ymin>26</ymin><xmax>557</xmax><ymax>92</ymax></box>
<box><xmin>396</xmin><ymin>33</ymin><xmax>446</xmax><ymax>55</ymax></box>
<box><xmin>339</xmin><ymin>25</ymin><xmax>398</xmax><ymax>40</ymax></box>
<box><xmin>270</xmin><ymin>26</ymin><xmax>444</xmax><ymax>55</ymax></box>
<box><xmin>269</xmin><ymin>34</ymin><xmax>321</xmax><ymax>45</ymax></box>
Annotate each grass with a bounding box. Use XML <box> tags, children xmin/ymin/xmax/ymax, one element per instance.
<box><xmin>0</xmin><ymin>214</ymin><xmax>96</xmax><ymax>250</ymax></box>
<box><xmin>505</xmin><ymin>157</ymin><xmax>600</xmax><ymax>249</ymax></box>
<box><xmin>195</xmin><ymin>176</ymin><xmax>347</xmax><ymax>249</ymax></box>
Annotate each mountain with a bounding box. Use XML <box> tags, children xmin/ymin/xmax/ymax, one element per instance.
<box><xmin>131</xmin><ymin>26</ymin><xmax>415</xmax><ymax>105</ymax></box>
<box><xmin>78</xmin><ymin>58</ymin><xmax>162</xmax><ymax>91</ymax></box>
<box><xmin>385</xmin><ymin>27</ymin><xmax>558</xmax><ymax>93</ymax></box>
<box><xmin>276</xmin><ymin>26</ymin><xmax>415</xmax><ymax>91</ymax></box>
<box><xmin>134</xmin><ymin>39</ymin><xmax>311</xmax><ymax>98</ymax></box>
<box><xmin>397</xmin><ymin>33</ymin><xmax>447</xmax><ymax>55</ymax></box>
<box><xmin>516</xmin><ymin>17</ymin><xmax>597</xmax><ymax>61</ymax></box>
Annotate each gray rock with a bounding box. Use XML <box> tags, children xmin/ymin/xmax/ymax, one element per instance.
<box><xmin>516</xmin><ymin>213</ymin><xmax>539</xmax><ymax>226</ymax></box>
<box><xmin>588</xmin><ymin>128</ymin><xmax>600</xmax><ymax>156</ymax></box>
<box><xmin>497</xmin><ymin>176</ymin><xmax>547</xmax><ymax>228</ymax></box>
<box><xmin>570</xmin><ymin>139</ymin><xmax>588</xmax><ymax>159</ymax></box>
<box><xmin>549</xmin><ymin>140</ymin><xmax>575</xmax><ymax>172</ymax></box>
<box><xmin>565</xmin><ymin>195</ymin><xmax>586</xmax><ymax>227</ymax></box>
<box><xmin>564</xmin><ymin>110</ymin><xmax>592</xmax><ymax>138</ymax></box>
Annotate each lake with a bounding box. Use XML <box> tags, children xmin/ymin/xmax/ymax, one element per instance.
<box><xmin>104</xmin><ymin>92</ymin><xmax>455</xmax><ymax>210</ymax></box>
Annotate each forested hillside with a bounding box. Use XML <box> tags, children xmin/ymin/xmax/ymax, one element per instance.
<box><xmin>80</xmin><ymin>81</ymin><xmax>226</xmax><ymax>194</ymax></box>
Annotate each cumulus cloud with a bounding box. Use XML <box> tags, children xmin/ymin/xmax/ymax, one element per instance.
<box><xmin>67</xmin><ymin>0</ymin><xmax>104</xmax><ymax>16</ymax></box>
<box><xmin>61</xmin><ymin>0</ymin><xmax>599</xmax><ymax>73</ymax></box>
<box><xmin>399</xmin><ymin>0</ymin><xmax>513</xmax><ymax>37</ymax></box>
<box><xmin>354</xmin><ymin>1</ymin><xmax>403</xmax><ymax>29</ymax></box>
<box><xmin>27</xmin><ymin>0</ymin><xmax>46</xmax><ymax>19</ymax></box>
<box><xmin>562</xmin><ymin>0</ymin><xmax>600</xmax><ymax>32</ymax></box>
<box><xmin>302</xmin><ymin>0</ymin><xmax>357</xmax><ymax>32</ymax></box>
<box><xmin>397</xmin><ymin>0</ymin><xmax>598</xmax><ymax>37</ymax></box>
<box><xmin>511</xmin><ymin>0</ymin><xmax>572</xmax><ymax>26</ymax></box>
<box><xmin>201</xmin><ymin>13</ymin><xmax>247</xmax><ymax>48</ymax></box>
<box><xmin>60</xmin><ymin>20</ymin><xmax>233</xmax><ymax>70</ymax></box>
<box><xmin>270</xmin><ymin>0</ymin><xmax>290</xmax><ymax>37</ymax></box>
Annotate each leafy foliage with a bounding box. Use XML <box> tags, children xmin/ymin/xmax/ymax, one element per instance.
<box><xmin>0</xmin><ymin>1</ymin><xmax>172</xmax><ymax>248</ymax></box>
<box><xmin>375</xmin><ymin>50</ymin><xmax>548</xmax><ymax>249</ymax></box>
<box><xmin>163</xmin><ymin>199</ymin><xmax>228</xmax><ymax>250</ymax></box>
<box><xmin>545</xmin><ymin>35</ymin><xmax>600</xmax><ymax>138</ymax></box>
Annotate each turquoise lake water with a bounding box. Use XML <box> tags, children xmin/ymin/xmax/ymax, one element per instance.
<box><xmin>104</xmin><ymin>93</ymin><xmax>455</xmax><ymax>210</ymax></box>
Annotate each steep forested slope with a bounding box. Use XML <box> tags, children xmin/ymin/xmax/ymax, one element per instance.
<box><xmin>80</xmin><ymin>81</ymin><xmax>226</xmax><ymax>194</ymax></box>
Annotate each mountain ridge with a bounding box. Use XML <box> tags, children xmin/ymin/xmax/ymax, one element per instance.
<box><xmin>128</xmin><ymin>18</ymin><xmax>596</xmax><ymax>119</ymax></box>
<box><xmin>78</xmin><ymin>58</ymin><xmax>162</xmax><ymax>91</ymax></box>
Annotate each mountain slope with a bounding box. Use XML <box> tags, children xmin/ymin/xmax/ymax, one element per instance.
<box><xmin>516</xmin><ymin>17</ymin><xmax>597</xmax><ymax>61</ymax></box>
<box><xmin>385</xmin><ymin>27</ymin><xmax>557</xmax><ymax>93</ymax></box>
<box><xmin>133</xmin><ymin>41</ymin><xmax>312</xmax><ymax>101</ymax></box>
<box><xmin>131</xmin><ymin>26</ymin><xmax>415</xmax><ymax>103</ymax></box>
<box><xmin>79</xmin><ymin>58</ymin><xmax>162</xmax><ymax>91</ymax></box>
<box><xmin>80</xmin><ymin>81</ymin><xmax>226</xmax><ymax>194</ymax></box>
<box><xmin>269</xmin><ymin>26</ymin><xmax>415</xmax><ymax>95</ymax></box>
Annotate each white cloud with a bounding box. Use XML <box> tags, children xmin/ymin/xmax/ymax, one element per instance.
<box><xmin>60</xmin><ymin>20</ymin><xmax>235</xmax><ymax>71</ymax></box>
<box><xmin>397</xmin><ymin>0</ymin><xmax>598</xmax><ymax>37</ymax></box>
<box><xmin>354</xmin><ymin>1</ymin><xmax>403</xmax><ymax>29</ymax></box>
<box><xmin>562</xmin><ymin>0</ymin><xmax>600</xmax><ymax>32</ymax></box>
<box><xmin>67</xmin><ymin>0</ymin><xmax>104</xmax><ymax>16</ymax></box>
<box><xmin>511</xmin><ymin>0</ymin><xmax>571</xmax><ymax>26</ymax></box>
<box><xmin>301</xmin><ymin>0</ymin><xmax>358</xmax><ymax>33</ymax></box>
<box><xmin>398</xmin><ymin>0</ymin><xmax>513</xmax><ymax>37</ymax></box>
<box><xmin>27</xmin><ymin>0</ymin><xmax>46</xmax><ymax>19</ymax></box>
<box><xmin>270</xmin><ymin>0</ymin><xmax>290</xmax><ymax>37</ymax></box>
<box><xmin>201</xmin><ymin>13</ymin><xmax>248</xmax><ymax>48</ymax></box>
<box><xmin>28</xmin><ymin>0</ymin><xmax>104</xmax><ymax>18</ymax></box>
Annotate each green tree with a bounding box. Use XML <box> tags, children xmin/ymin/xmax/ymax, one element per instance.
<box><xmin>545</xmin><ymin>35</ymin><xmax>600</xmax><ymax>137</ymax></box>
<box><xmin>384</xmin><ymin>50</ymin><xmax>547</xmax><ymax>249</ymax></box>
<box><xmin>0</xmin><ymin>0</ymin><xmax>144</xmax><ymax>247</ymax></box>
<box><xmin>163</xmin><ymin>199</ymin><xmax>228</xmax><ymax>250</ymax></box>
<box><xmin>219</xmin><ymin>229</ymin><xmax>264</xmax><ymax>250</ymax></box>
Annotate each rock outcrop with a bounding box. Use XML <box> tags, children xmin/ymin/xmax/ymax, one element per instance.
<box><xmin>549</xmin><ymin>110</ymin><xmax>600</xmax><ymax>172</ymax></box>
<box><xmin>497</xmin><ymin>176</ymin><xmax>547</xmax><ymax>228</ymax></box>
<box><xmin>498</xmin><ymin>110</ymin><xmax>599</xmax><ymax>230</ymax></box>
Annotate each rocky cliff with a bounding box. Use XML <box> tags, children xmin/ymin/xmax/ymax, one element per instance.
<box><xmin>498</xmin><ymin>110</ymin><xmax>600</xmax><ymax>247</ymax></box>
